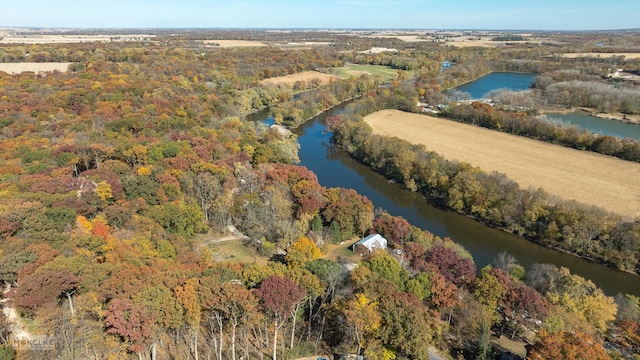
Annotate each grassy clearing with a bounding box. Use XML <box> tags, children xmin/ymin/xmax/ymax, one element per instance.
<box><xmin>330</xmin><ymin>64</ymin><xmax>412</xmax><ymax>82</ymax></box>
<box><xmin>323</xmin><ymin>238</ymin><xmax>361</xmax><ymax>263</ymax></box>
<box><xmin>491</xmin><ymin>335</ymin><xmax>528</xmax><ymax>358</ymax></box>
<box><xmin>209</xmin><ymin>240</ymin><xmax>269</xmax><ymax>264</ymax></box>
<box><xmin>364</xmin><ymin>109</ymin><xmax>640</xmax><ymax>218</ymax></box>
<box><xmin>260</xmin><ymin>71</ymin><xmax>342</xmax><ymax>86</ymax></box>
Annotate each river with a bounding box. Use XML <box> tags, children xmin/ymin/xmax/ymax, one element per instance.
<box><xmin>248</xmin><ymin>103</ymin><xmax>640</xmax><ymax>296</ymax></box>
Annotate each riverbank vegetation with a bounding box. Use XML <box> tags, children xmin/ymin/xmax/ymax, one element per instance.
<box><xmin>440</xmin><ymin>101</ymin><xmax>640</xmax><ymax>162</ymax></box>
<box><xmin>331</xmin><ymin>86</ymin><xmax>640</xmax><ymax>274</ymax></box>
<box><xmin>0</xmin><ymin>29</ymin><xmax>639</xmax><ymax>359</ymax></box>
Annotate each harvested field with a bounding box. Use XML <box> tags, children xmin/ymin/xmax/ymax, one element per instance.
<box><xmin>260</xmin><ymin>71</ymin><xmax>342</xmax><ymax>86</ymax></box>
<box><xmin>202</xmin><ymin>40</ymin><xmax>267</xmax><ymax>47</ymax></box>
<box><xmin>364</xmin><ymin>109</ymin><xmax>640</xmax><ymax>218</ymax></box>
<box><xmin>444</xmin><ymin>39</ymin><xmax>544</xmax><ymax>47</ymax></box>
<box><xmin>0</xmin><ymin>34</ymin><xmax>155</xmax><ymax>44</ymax></box>
<box><xmin>563</xmin><ymin>53</ymin><xmax>640</xmax><ymax>59</ymax></box>
<box><xmin>0</xmin><ymin>62</ymin><xmax>71</xmax><ymax>75</ymax></box>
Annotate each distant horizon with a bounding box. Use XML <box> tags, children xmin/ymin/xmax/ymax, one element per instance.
<box><xmin>2</xmin><ymin>26</ymin><xmax>639</xmax><ymax>33</ymax></box>
<box><xmin>2</xmin><ymin>1</ymin><xmax>639</xmax><ymax>31</ymax></box>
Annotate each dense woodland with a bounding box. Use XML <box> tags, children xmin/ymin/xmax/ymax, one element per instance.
<box><xmin>0</xmin><ymin>30</ymin><xmax>639</xmax><ymax>360</ymax></box>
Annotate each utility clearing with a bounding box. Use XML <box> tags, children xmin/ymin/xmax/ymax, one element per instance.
<box><xmin>364</xmin><ymin>109</ymin><xmax>640</xmax><ymax>218</ymax></box>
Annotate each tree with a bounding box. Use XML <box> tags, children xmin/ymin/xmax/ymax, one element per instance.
<box><xmin>449</xmin><ymin>289</ymin><xmax>492</xmax><ymax>349</ymax></box>
<box><xmin>254</xmin><ymin>275</ymin><xmax>306</xmax><ymax>360</ymax></box>
<box><xmin>371</xmin><ymin>212</ymin><xmax>411</xmax><ymax>247</ymax></box>
<box><xmin>306</xmin><ymin>259</ymin><xmax>342</xmax><ymax>301</ymax></box>
<box><xmin>406</xmin><ymin>272</ymin><xmax>432</xmax><ymax>302</ymax></box>
<box><xmin>473</xmin><ymin>267</ymin><xmax>503</xmax><ymax>325</ymax></box>
<box><xmin>377</xmin><ymin>291</ymin><xmax>434</xmax><ymax>359</ymax></box>
<box><xmin>133</xmin><ymin>285</ymin><xmax>184</xmax><ymax>359</ymax></box>
<box><xmin>528</xmin><ymin>330</ymin><xmax>610</xmax><ymax>360</ymax></box>
<box><xmin>14</xmin><ymin>269</ymin><xmax>79</xmax><ymax>317</ymax></box>
<box><xmin>176</xmin><ymin>277</ymin><xmax>203</xmax><ymax>360</ymax></box>
<box><xmin>365</xmin><ymin>252</ymin><xmax>409</xmax><ymax>291</ymax></box>
<box><xmin>425</xmin><ymin>246</ymin><xmax>476</xmax><ymax>286</ymax></box>
<box><xmin>189</xmin><ymin>172</ymin><xmax>223</xmax><ymax>222</ymax></box>
<box><xmin>322</xmin><ymin>188</ymin><xmax>374</xmax><ymax>239</ymax></box>
<box><xmin>219</xmin><ymin>283</ymin><xmax>259</xmax><ymax>360</ymax></box>
<box><xmin>545</xmin><ymin>267</ymin><xmax>617</xmax><ymax>333</ymax></box>
<box><xmin>344</xmin><ymin>294</ymin><xmax>382</xmax><ymax>356</ymax></box>
<box><xmin>105</xmin><ymin>298</ymin><xmax>155</xmax><ymax>358</ymax></box>
<box><xmin>285</xmin><ymin>236</ymin><xmax>323</xmax><ymax>268</ymax></box>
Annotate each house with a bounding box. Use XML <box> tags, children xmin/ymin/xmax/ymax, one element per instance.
<box><xmin>352</xmin><ymin>233</ymin><xmax>387</xmax><ymax>254</ymax></box>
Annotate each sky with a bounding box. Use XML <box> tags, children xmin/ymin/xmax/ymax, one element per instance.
<box><xmin>1</xmin><ymin>0</ymin><xmax>639</xmax><ymax>30</ymax></box>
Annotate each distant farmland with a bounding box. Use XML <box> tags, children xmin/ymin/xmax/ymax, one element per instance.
<box><xmin>562</xmin><ymin>53</ymin><xmax>640</xmax><ymax>59</ymax></box>
<box><xmin>0</xmin><ymin>62</ymin><xmax>72</xmax><ymax>75</ymax></box>
<box><xmin>0</xmin><ymin>34</ymin><xmax>155</xmax><ymax>44</ymax></box>
<box><xmin>364</xmin><ymin>109</ymin><xmax>640</xmax><ymax>218</ymax></box>
<box><xmin>201</xmin><ymin>40</ymin><xmax>267</xmax><ymax>47</ymax></box>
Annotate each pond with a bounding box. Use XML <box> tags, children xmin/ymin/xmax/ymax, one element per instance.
<box><xmin>453</xmin><ymin>72</ymin><xmax>537</xmax><ymax>99</ymax></box>
<box><xmin>543</xmin><ymin>110</ymin><xmax>640</xmax><ymax>140</ymax></box>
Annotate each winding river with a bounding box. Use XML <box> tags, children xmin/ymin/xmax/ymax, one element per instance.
<box><xmin>248</xmin><ymin>102</ymin><xmax>640</xmax><ymax>297</ymax></box>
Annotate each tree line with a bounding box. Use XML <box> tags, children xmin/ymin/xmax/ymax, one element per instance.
<box><xmin>441</xmin><ymin>100</ymin><xmax>640</xmax><ymax>163</ymax></box>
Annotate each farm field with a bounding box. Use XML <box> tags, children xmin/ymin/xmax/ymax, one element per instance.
<box><xmin>364</xmin><ymin>109</ymin><xmax>640</xmax><ymax>218</ymax></box>
<box><xmin>0</xmin><ymin>62</ymin><xmax>72</xmax><ymax>74</ymax></box>
<box><xmin>330</xmin><ymin>63</ymin><xmax>412</xmax><ymax>81</ymax></box>
<box><xmin>443</xmin><ymin>37</ymin><xmax>545</xmax><ymax>47</ymax></box>
<box><xmin>0</xmin><ymin>34</ymin><xmax>155</xmax><ymax>44</ymax></box>
<box><xmin>260</xmin><ymin>70</ymin><xmax>342</xmax><ymax>86</ymax></box>
<box><xmin>201</xmin><ymin>39</ymin><xmax>267</xmax><ymax>47</ymax></box>
<box><xmin>562</xmin><ymin>52</ymin><xmax>640</xmax><ymax>59</ymax></box>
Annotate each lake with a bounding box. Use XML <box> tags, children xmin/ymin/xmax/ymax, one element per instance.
<box><xmin>454</xmin><ymin>72</ymin><xmax>537</xmax><ymax>99</ymax></box>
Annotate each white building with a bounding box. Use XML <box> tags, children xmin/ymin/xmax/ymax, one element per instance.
<box><xmin>352</xmin><ymin>233</ymin><xmax>388</xmax><ymax>254</ymax></box>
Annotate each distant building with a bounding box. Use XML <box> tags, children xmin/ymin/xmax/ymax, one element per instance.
<box><xmin>352</xmin><ymin>234</ymin><xmax>387</xmax><ymax>254</ymax></box>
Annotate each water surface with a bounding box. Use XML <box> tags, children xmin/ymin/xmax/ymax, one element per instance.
<box><xmin>454</xmin><ymin>72</ymin><xmax>537</xmax><ymax>99</ymax></box>
<box><xmin>543</xmin><ymin>110</ymin><xmax>640</xmax><ymax>140</ymax></box>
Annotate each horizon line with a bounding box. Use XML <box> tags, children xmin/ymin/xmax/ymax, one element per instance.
<box><xmin>2</xmin><ymin>26</ymin><xmax>640</xmax><ymax>33</ymax></box>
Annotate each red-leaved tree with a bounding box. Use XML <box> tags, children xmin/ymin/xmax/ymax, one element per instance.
<box><xmin>254</xmin><ymin>275</ymin><xmax>306</xmax><ymax>360</ymax></box>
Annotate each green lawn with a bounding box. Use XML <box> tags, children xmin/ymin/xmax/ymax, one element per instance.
<box><xmin>323</xmin><ymin>238</ymin><xmax>362</xmax><ymax>263</ymax></box>
<box><xmin>330</xmin><ymin>63</ymin><xmax>413</xmax><ymax>82</ymax></box>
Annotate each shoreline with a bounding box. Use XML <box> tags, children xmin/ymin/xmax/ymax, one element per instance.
<box><xmin>540</xmin><ymin>107</ymin><xmax>640</xmax><ymax>126</ymax></box>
